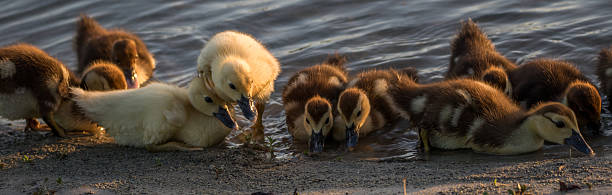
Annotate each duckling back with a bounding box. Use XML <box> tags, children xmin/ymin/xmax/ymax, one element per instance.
<box><xmin>597</xmin><ymin>46</ymin><xmax>612</xmax><ymax>109</ymax></box>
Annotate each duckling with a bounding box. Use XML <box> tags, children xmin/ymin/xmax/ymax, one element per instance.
<box><xmin>72</xmin><ymin>79</ymin><xmax>238</xmax><ymax>151</ymax></box>
<box><xmin>0</xmin><ymin>43</ymin><xmax>99</xmax><ymax>137</ymax></box>
<box><xmin>334</xmin><ymin>68</ymin><xmax>419</xmax><ymax>149</ymax></box>
<box><xmin>75</xmin><ymin>14</ymin><xmax>155</xmax><ymax>88</ymax></box>
<box><xmin>446</xmin><ymin>19</ymin><xmax>517</xmax><ymax>94</ymax></box>
<box><xmin>383</xmin><ymin>78</ymin><xmax>594</xmax><ymax>155</ymax></box>
<box><xmin>508</xmin><ymin>59</ymin><xmax>601</xmax><ymax>133</ymax></box>
<box><xmin>196</xmin><ymin>30</ymin><xmax>281</xmax><ymax>139</ymax></box>
<box><xmin>80</xmin><ymin>61</ymin><xmax>127</xmax><ymax>91</ymax></box>
<box><xmin>597</xmin><ymin>46</ymin><xmax>612</xmax><ymax>109</ymax></box>
<box><xmin>282</xmin><ymin>54</ymin><xmax>348</xmax><ymax>152</ymax></box>
<box><xmin>481</xmin><ymin>66</ymin><xmax>512</xmax><ymax>95</ymax></box>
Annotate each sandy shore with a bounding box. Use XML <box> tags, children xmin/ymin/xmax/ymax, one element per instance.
<box><xmin>1</xmin><ymin>124</ymin><xmax>611</xmax><ymax>195</ymax></box>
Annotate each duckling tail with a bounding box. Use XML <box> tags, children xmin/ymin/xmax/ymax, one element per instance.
<box><xmin>324</xmin><ymin>53</ymin><xmax>347</xmax><ymax>69</ymax></box>
<box><xmin>398</xmin><ymin>67</ymin><xmax>419</xmax><ymax>83</ymax></box>
<box><xmin>598</xmin><ymin>47</ymin><xmax>612</xmax><ymax>69</ymax></box>
<box><xmin>451</xmin><ymin>19</ymin><xmax>494</xmax><ymax>62</ymax></box>
<box><xmin>75</xmin><ymin>14</ymin><xmax>105</xmax><ymax>50</ymax></box>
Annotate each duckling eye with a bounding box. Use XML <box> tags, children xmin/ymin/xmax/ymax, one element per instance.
<box><xmin>205</xmin><ymin>97</ymin><xmax>213</xmax><ymax>103</ymax></box>
<box><xmin>306</xmin><ymin>119</ymin><xmax>311</xmax><ymax>124</ymax></box>
<box><xmin>325</xmin><ymin>117</ymin><xmax>329</xmax><ymax>124</ymax></box>
<box><xmin>229</xmin><ymin>83</ymin><xmax>236</xmax><ymax>90</ymax></box>
<box><xmin>356</xmin><ymin>110</ymin><xmax>362</xmax><ymax>117</ymax></box>
<box><xmin>554</xmin><ymin>121</ymin><xmax>565</xmax><ymax>128</ymax></box>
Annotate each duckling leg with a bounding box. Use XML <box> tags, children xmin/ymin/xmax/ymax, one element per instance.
<box><xmin>145</xmin><ymin>141</ymin><xmax>204</xmax><ymax>152</ymax></box>
<box><xmin>24</xmin><ymin>118</ymin><xmax>49</xmax><ymax>131</ymax></box>
<box><xmin>41</xmin><ymin>112</ymin><xmax>66</xmax><ymax>137</ymax></box>
<box><xmin>250</xmin><ymin>100</ymin><xmax>266</xmax><ymax>141</ymax></box>
<box><xmin>419</xmin><ymin>128</ymin><xmax>430</xmax><ymax>153</ymax></box>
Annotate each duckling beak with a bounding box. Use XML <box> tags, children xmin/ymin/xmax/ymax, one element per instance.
<box><xmin>213</xmin><ymin>106</ymin><xmax>238</xmax><ymax>130</ymax></box>
<box><xmin>237</xmin><ymin>95</ymin><xmax>256</xmax><ymax>121</ymax></box>
<box><xmin>124</xmin><ymin>70</ymin><xmax>139</xmax><ymax>89</ymax></box>
<box><xmin>309</xmin><ymin>130</ymin><xmax>324</xmax><ymax>153</ymax></box>
<box><xmin>564</xmin><ymin>130</ymin><xmax>595</xmax><ymax>156</ymax></box>
<box><xmin>346</xmin><ymin>124</ymin><xmax>358</xmax><ymax>149</ymax></box>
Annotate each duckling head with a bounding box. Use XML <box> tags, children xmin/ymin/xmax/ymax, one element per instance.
<box><xmin>214</xmin><ymin>56</ymin><xmax>257</xmax><ymax>121</ymax></box>
<box><xmin>80</xmin><ymin>62</ymin><xmax>128</xmax><ymax>91</ymax></box>
<box><xmin>304</xmin><ymin>96</ymin><xmax>334</xmax><ymax>153</ymax></box>
<box><xmin>481</xmin><ymin>66</ymin><xmax>511</xmax><ymax>96</ymax></box>
<box><xmin>527</xmin><ymin>102</ymin><xmax>594</xmax><ymax>156</ymax></box>
<box><xmin>337</xmin><ymin>88</ymin><xmax>370</xmax><ymax>149</ymax></box>
<box><xmin>563</xmin><ymin>81</ymin><xmax>601</xmax><ymax>134</ymax></box>
<box><xmin>189</xmin><ymin>79</ymin><xmax>238</xmax><ymax>130</ymax></box>
<box><xmin>112</xmin><ymin>39</ymin><xmax>140</xmax><ymax>89</ymax></box>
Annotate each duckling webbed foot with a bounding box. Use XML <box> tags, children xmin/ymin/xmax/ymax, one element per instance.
<box><xmin>24</xmin><ymin>118</ymin><xmax>50</xmax><ymax>131</ymax></box>
<box><xmin>418</xmin><ymin>128</ymin><xmax>430</xmax><ymax>153</ymax></box>
<box><xmin>248</xmin><ymin>100</ymin><xmax>267</xmax><ymax>142</ymax></box>
<box><xmin>42</xmin><ymin>113</ymin><xmax>66</xmax><ymax>137</ymax></box>
<box><xmin>145</xmin><ymin>142</ymin><xmax>204</xmax><ymax>152</ymax></box>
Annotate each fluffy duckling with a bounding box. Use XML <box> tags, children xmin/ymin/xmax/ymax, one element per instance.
<box><xmin>0</xmin><ymin>43</ymin><xmax>100</xmax><ymax>137</ymax></box>
<box><xmin>75</xmin><ymin>14</ymin><xmax>155</xmax><ymax>88</ymax></box>
<box><xmin>446</xmin><ymin>19</ymin><xmax>517</xmax><ymax>94</ymax></box>
<box><xmin>334</xmin><ymin>68</ymin><xmax>419</xmax><ymax>149</ymax></box>
<box><xmin>72</xmin><ymin>79</ymin><xmax>238</xmax><ymax>151</ymax></box>
<box><xmin>481</xmin><ymin>66</ymin><xmax>512</xmax><ymax>95</ymax></box>
<box><xmin>282</xmin><ymin>55</ymin><xmax>348</xmax><ymax>152</ymax></box>
<box><xmin>508</xmin><ymin>59</ymin><xmax>601</xmax><ymax>133</ymax></box>
<box><xmin>196</xmin><ymin>30</ymin><xmax>281</xmax><ymax>139</ymax></box>
<box><xmin>383</xmin><ymin>78</ymin><xmax>594</xmax><ymax>155</ymax></box>
<box><xmin>80</xmin><ymin>61</ymin><xmax>127</xmax><ymax>91</ymax></box>
<box><xmin>597</xmin><ymin>46</ymin><xmax>612</xmax><ymax>109</ymax></box>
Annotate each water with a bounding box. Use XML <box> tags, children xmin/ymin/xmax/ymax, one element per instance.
<box><xmin>1</xmin><ymin>0</ymin><xmax>612</xmax><ymax>160</ymax></box>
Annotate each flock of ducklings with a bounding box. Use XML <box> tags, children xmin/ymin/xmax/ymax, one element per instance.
<box><xmin>0</xmin><ymin>15</ymin><xmax>608</xmax><ymax>156</ymax></box>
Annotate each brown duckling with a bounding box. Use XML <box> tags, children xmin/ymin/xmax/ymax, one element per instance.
<box><xmin>508</xmin><ymin>59</ymin><xmax>601</xmax><ymax>133</ymax></box>
<box><xmin>383</xmin><ymin>78</ymin><xmax>594</xmax><ymax>155</ymax></box>
<box><xmin>334</xmin><ymin>68</ymin><xmax>418</xmax><ymax>149</ymax></box>
<box><xmin>597</xmin><ymin>46</ymin><xmax>612</xmax><ymax>109</ymax></box>
<box><xmin>0</xmin><ymin>43</ymin><xmax>97</xmax><ymax>137</ymax></box>
<box><xmin>74</xmin><ymin>14</ymin><xmax>155</xmax><ymax>88</ymax></box>
<box><xmin>81</xmin><ymin>61</ymin><xmax>128</xmax><ymax>91</ymax></box>
<box><xmin>446</xmin><ymin>19</ymin><xmax>516</xmax><ymax>96</ymax></box>
<box><xmin>282</xmin><ymin>54</ymin><xmax>348</xmax><ymax>152</ymax></box>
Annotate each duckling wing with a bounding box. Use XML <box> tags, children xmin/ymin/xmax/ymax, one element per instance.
<box><xmin>71</xmin><ymin>84</ymin><xmax>188</xmax><ymax>146</ymax></box>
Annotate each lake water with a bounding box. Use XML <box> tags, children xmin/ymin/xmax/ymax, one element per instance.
<box><xmin>1</xmin><ymin>0</ymin><xmax>612</xmax><ymax>160</ymax></box>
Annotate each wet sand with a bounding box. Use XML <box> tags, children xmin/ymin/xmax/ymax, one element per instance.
<box><xmin>1</xmin><ymin>124</ymin><xmax>611</xmax><ymax>194</ymax></box>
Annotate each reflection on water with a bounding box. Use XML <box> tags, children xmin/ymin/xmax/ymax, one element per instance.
<box><xmin>1</xmin><ymin>0</ymin><xmax>612</xmax><ymax>160</ymax></box>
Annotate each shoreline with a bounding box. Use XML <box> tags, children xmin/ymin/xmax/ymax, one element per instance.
<box><xmin>0</xmin><ymin>125</ymin><xmax>611</xmax><ymax>194</ymax></box>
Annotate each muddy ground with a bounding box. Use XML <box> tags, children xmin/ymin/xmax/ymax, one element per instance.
<box><xmin>1</xmin><ymin>124</ymin><xmax>611</xmax><ymax>195</ymax></box>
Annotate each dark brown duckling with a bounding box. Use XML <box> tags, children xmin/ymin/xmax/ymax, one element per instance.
<box><xmin>446</xmin><ymin>19</ymin><xmax>517</xmax><ymax>79</ymax></box>
<box><xmin>0</xmin><ymin>43</ymin><xmax>96</xmax><ymax>137</ymax></box>
<box><xmin>282</xmin><ymin>54</ymin><xmax>348</xmax><ymax>153</ymax></box>
<box><xmin>383</xmin><ymin>78</ymin><xmax>593</xmax><ymax>156</ymax></box>
<box><xmin>508</xmin><ymin>59</ymin><xmax>601</xmax><ymax>133</ymax></box>
<box><xmin>597</xmin><ymin>46</ymin><xmax>612</xmax><ymax>109</ymax></box>
<box><xmin>334</xmin><ymin>68</ymin><xmax>418</xmax><ymax>149</ymax></box>
<box><xmin>81</xmin><ymin>61</ymin><xmax>128</xmax><ymax>91</ymax></box>
<box><xmin>74</xmin><ymin>14</ymin><xmax>155</xmax><ymax>88</ymax></box>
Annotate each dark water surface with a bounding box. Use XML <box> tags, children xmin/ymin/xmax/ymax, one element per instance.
<box><xmin>1</xmin><ymin>0</ymin><xmax>612</xmax><ymax>160</ymax></box>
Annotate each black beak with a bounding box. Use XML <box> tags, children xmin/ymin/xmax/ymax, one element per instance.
<box><xmin>309</xmin><ymin>130</ymin><xmax>324</xmax><ymax>153</ymax></box>
<box><xmin>346</xmin><ymin>123</ymin><xmax>358</xmax><ymax>148</ymax></box>
<box><xmin>564</xmin><ymin>130</ymin><xmax>595</xmax><ymax>156</ymax></box>
<box><xmin>213</xmin><ymin>106</ymin><xmax>238</xmax><ymax>130</ymax></box>
<box><xmin>237</xmin><ymin>95</ymin><xmax>256</xmax><ymax>121</ymax></box>
<box><xmin>124</xmin><ymin>70</ymin><xmax>139</xmax><ymax>89</ymax></box>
